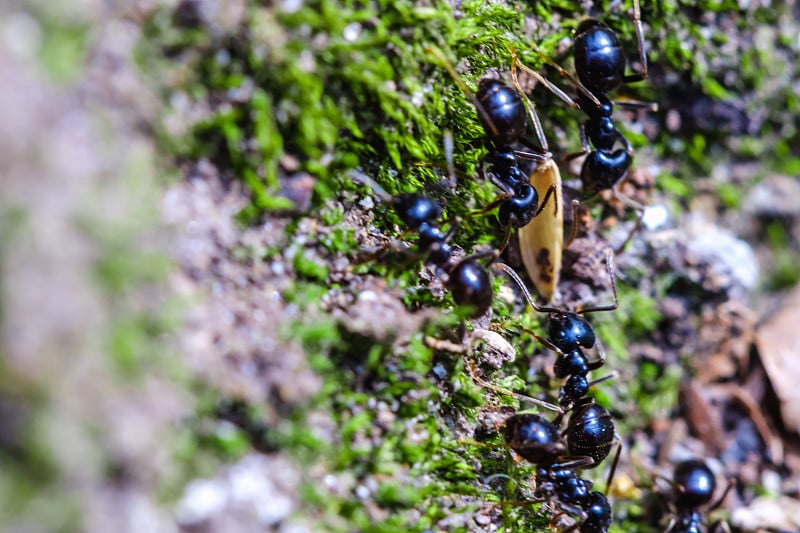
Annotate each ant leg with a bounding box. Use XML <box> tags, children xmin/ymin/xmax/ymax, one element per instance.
<box><xmin>707</xmin><ymin>478</ymin><xmax>736</xmax><ymax>512</ymax></box>
<box><xmin>517</xmin><ymin>46</ymin><xmax>603</xmax><ymax>110</ymax></box>
<box><xmin>613</xmin><ymin>180</ymin><xmax>647</xmax><ymax>212</ymax></box>
<box><xmin>469</xmin><ymin>196</ymin><xmax>512</xmax><ymax>219</ymax></box>
<box><xmin>511</xmin><ymin>48</ymin><xmax>550</xmax><ymax>153</ymax></box>
<box><xmin>603</xmin><ymin>437</ymin><xmax>623</xmax><ymax>495</ymax></box>
<box><xmin>564</xmin><ymin>123</ymin><xmax>592</xmax><ymax>163</ymax></box>
<box><xmin>613</xmin><ymin>98</ymin><xmax>658</xmax><ymax>112</ymax></box>
<box><xmin>513</xmin><ymin>53</ymin><xmax>590</xmax><ymax>111</ymax></box>
<box><xmin>514</xmin><ymin>144</ymin><xmax>551</xmax><ymax>163</ymax></box>
<box><xmin>612</xmin><ymin>200</ymin><xmax>645</xmax><ymax>255</ymax></box>
<box><xmin>425</xmin><ymin>335</ymin><xmax>560</xmax><ymax>412</ymax></box>
<box><xmin>709</xmin><ymin>520</ymin><xmax>732</xmax><ymax>533</ymax></box>
<box><xmin>468</xmin><ymin>164</ymin><xmax>515</xmax><ymax>219</ymax></box>
<box><xmin>552</xmin><ymin>456</ymin><xmax>596</xmax><ymax>470</ymax></box>
<box><xmin>532</xmin><ymin>183</ymin><xmax>559</xmax><ymax>219</ymax></box>
<box><xmin>469</xmin><ymin>173</ymin><xmax>514</xmax><ymax>219</ymax></box>
<box><xmin>466</xmin><ymin>359</ymin><xmax>562</xmax><ymax>412</ymax></box>
<box><xmin>551</xmin><ymin>500</ymin><xmax>589</xmax><ymax>532</ymax></box>
<box><xmin>493</xmin><ymin>262</ymin><xmax>565</xmax><ymax>314</ymax></box>
<box><xmin>591</xmin><ymin>336</ymin><xmax>608</xmax><ymax>369</ymax></box>
<box><xmin>577</xmin><ymin>250</ymin><xmax>619</xmax><ymax>314</ymax></box>
<box><xmin>624</xmin><ymin>0</ymin><xmax>649</xmax><ymax>83</ymax></box>
<box><xmin>587</xmin><ymin>372</ymin><xmax>617</xmax><ymax>389</ymax></box>
<box><xmin>494</xmin><ymin>224</ymin><xmax>514</xmax><ymax>258</ymax></box>
<box><xmin>520</xmin><ymin>326</ymin><xmax>565</xmax><ymax>357</ymax></box>
<box><xmin>564</xmin><ymin>200</ymin><xmax>581</xmax><ymax>249</ymax></box>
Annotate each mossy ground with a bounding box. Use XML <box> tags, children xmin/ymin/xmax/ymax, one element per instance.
<box><xmin>2</xmin><ymin>0</ymin><xmax>800</xmax><ymax>532</ymax></box>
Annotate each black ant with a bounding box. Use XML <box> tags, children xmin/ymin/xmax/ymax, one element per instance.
<box><xmin>448</xmin><ymin>63</ymin><xmax>559</xmax><ymax>249</ymax></box>
<box><xmin>350</xmin><ymin>170</ymin><xmax>496</xmax><ymax>318</ymax></box>
<box><xmin>496</xmin><ymin>251</ymin><xmax>618</xmax><ymax>409</ymax></box>
<box><xmin>428</xmin><ymin>47</ymin><xmax>573</xmax><ymax>303</ymax></box>
<box><xmin>501</xmin><ymin>412</ymin><xmax>615</xmax><ymax>533</ymax></box>
<box><xmin>659</xmin><ymin>459</ymin><xmax>734</xmax><ymax>533</ymax></box>
<box><xmin>515</xmin><ymin>0</ymin><xmax>654</xmax><ymax>208</ymax></box>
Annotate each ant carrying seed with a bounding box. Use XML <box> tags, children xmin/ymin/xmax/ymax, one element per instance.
<box><xmin>428</xmin><ymin>46</ymin><xmax>580</xmax><ymax>303</ymax></box>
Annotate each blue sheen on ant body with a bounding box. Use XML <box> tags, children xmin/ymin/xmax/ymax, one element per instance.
<box><xmin>502</xmin><ymin>411</ymin><xmax>616</xmax><ymax>533</ymax></box>
<box><xmin>660</xmin><ymin>460</ymin><xmax>734</xmax><ymax>533</ymax></box>
<box><xmin>497</xmin><ymin>251</ymin><xmax>618</xmax><ymax>409</ymax></box>
<box><xmin>515</xmin><ymin>0</ymin><xmax>654</xmax><ymax>204</ymax></box>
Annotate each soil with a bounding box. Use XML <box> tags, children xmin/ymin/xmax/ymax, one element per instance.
<box><xmin>2</xmin><ymin>1</ymin><xmax>800</xmax><ymax>533</ymax></box>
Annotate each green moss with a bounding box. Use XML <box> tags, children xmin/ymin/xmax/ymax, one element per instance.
<box><xmin>139</xmin><ymin>0</ymin><xmax>800</xmax><ymax>531</ymax></box>
<box><xmin>763</xmin><ymin>222</ymin><xmax>800</xmax><ymax>290</ymax></box>
<box><xmin>34</xmin><ymin>7</ymin><xmax>89</xmax><ymax>83</ymax></box>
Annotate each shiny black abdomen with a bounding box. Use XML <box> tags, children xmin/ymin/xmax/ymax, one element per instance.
<box><xmin>574</xmin><ymin>20</ymin><xmax>626</xmax><ymax>94</ymax></box>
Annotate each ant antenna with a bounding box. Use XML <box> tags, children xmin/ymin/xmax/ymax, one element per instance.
<box><xmin>466</xmin><ymin>360</ymin><xmax>562</xmax><ymax>413</ymax></box>
<box><xmin>521</xmin><ymin>45</ymin><xmax>603</xmax><ymax>110</ymax></box>
<box><xmin>510</xmin><ymin>47</ymin><xmax>550</xmax><ymax>154</ymax></box>
<box><xmin>426</xmin><ymin>46</ymin><xmax>502</xmax><ymax>141</ymax></box>
<box><xmin>576</xmin><ymin>250</ymin><xmax>619</xmax><ymax>315</ymax></box>
<box><xmin>348</xmin><ymin>169</ymin><xmax>393</xmax><ymax>204</ymax></box>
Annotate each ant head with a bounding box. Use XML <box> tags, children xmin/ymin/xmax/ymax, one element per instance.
<box><xmin>673</xmin><ymin>460</ymin><xmax>716</xmax><ymax>510</ymax></box>
<box><xmin>393</xmin><ymin>194</ymin><xmax>442</xmax><ymax>229</ymax></box>
<box><xmin>583</xmin><ymin>492</ymin><xmax>613</xmax><ymax>532</ymax></box>
<box><xmin>548</xmin><ymin>313</ymin><xmax>596</xmax><ymax>352</ymax></box>
<box><xmin>504</xmin><ymin>413</ymin><xmax>565</xmax><ymax>463</ymax></box>
<box><xmin>498</xmin><ymin>183</ymin><xmax>539</xmax><ymax>228</ymax></box>
<box><xmin>476</xmin><ymin>78</ymin><xmax>527</xmax><ymax>147</ymax></box>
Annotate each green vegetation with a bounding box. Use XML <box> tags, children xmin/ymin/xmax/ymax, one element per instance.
<box><xmin>135</xmin><ymin>0</ymin><xmax>800</xmax><ymax>531</ymax></box>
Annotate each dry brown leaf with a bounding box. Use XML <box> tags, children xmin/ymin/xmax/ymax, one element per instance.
<box><xmin>755</xmin><ymin>284</ymin><xmax>800</xmax><ymax>435</ymax></box>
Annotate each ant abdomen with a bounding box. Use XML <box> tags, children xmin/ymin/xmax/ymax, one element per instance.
<box><xmin>574</xmin><ymin>20</ymin><xmax>627</xmax><ymax>94</ymax></box>
<box><xmin>503</xmin><ymin>413</ymin><xmax>566</xmax><ymax>463</ymax></box>
<box><xmin>582</xmin><ymin>491</ymin><xmax>613</xmax><ymax>533</ymax></box>
<box><xmin>448</xmin><ymin>259</ymin><xmax>493</xmax><ymax>317</ymax></box>
<box><xmin>565</xmin><ymin>402</ymin><xmax>615</xmax><ymax>466</ymax></box>
<box><xmin>476</xmin><ymin>79</ymin><xmax>527</xmax><ymax>145</ymax></box>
